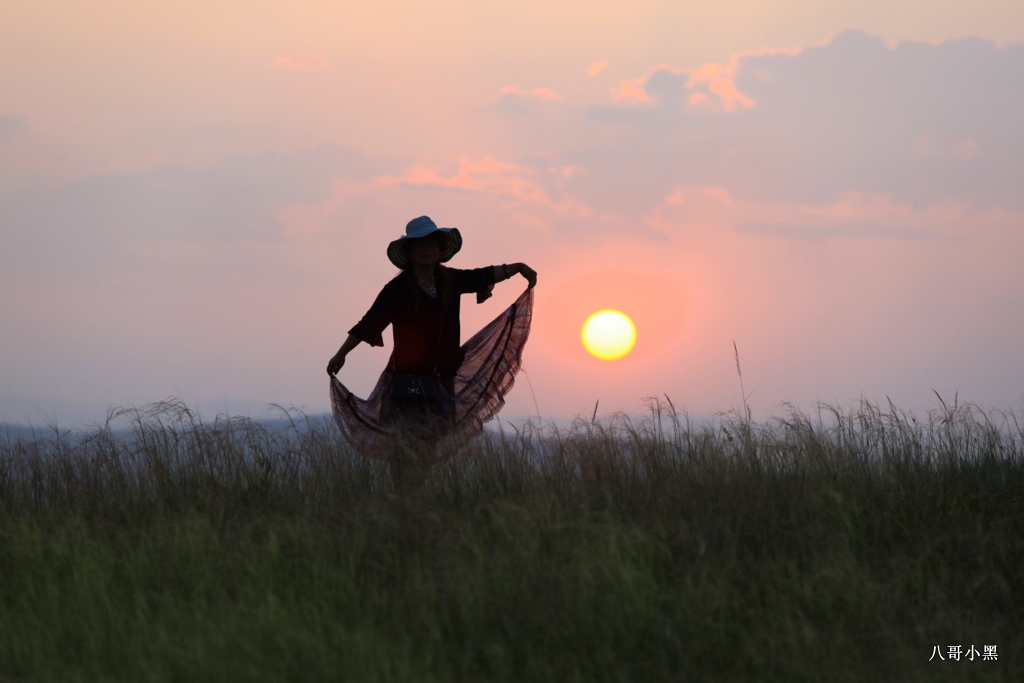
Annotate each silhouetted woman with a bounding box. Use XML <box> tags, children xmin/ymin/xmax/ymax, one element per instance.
<box><xmin>327</xmin><ymin>216</ymin><xmax>536</xmax><ymax>481</ymax></box>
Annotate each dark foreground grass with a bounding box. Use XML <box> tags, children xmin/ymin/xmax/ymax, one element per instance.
<box><xmin>1</xmin><ymin>397</ymin><xmax>1022</xmax><ymax>681</ymax></box>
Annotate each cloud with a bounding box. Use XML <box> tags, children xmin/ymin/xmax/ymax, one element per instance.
<box><xmin>613</xmin><ymin>58</ymin><xmax>757</xmax><ymax>112</ymax></box>
<box><xmin>586</xmin><ymin>60</ymin><xmax>609</xmax><ymax>76</ymax></box>
<box><xmin>497</xmin><ymin>86</ymin><xmax>563</xmax><ymax>101</ymax></box>
<box><xmin>271</xmin><ymin>53</ymin><xmax>334</xmax><ymax>72</ymax></box>
<box><xmin>613</xmin><ymin>63</ymin><xmax>681</xmax><ymax>104</ymax></box>
<box><xmin>726</xmin><ymin>31</ymin><xmax>1024</xmax><ymax>209</ymax></box>
<box><xmin>489</xmin><ymin>86</ymin><xmax>565</xmax><ymax>114</ymax></box>
<box><xmin>0</xmin><ymin>144</ymin><xmax>386</xmax><ymax>284</ymax></box>
<box><xmin>285</xmin><ymin>152</ymin><xmax>662</xmax><ymax>248</ymax></box>
<box><xmin>686</xmin><ymin>63</ymin><xmax>754</xmax><ymax>111</ymax></box>
<box><xmin>375</xmin><ymin>155</ymin><xmax>591</xmax><ymax>219</ymax></box>
<box><xmin>645</xmin><ymin>184</ymin><xmax>1021</xmax><ymax>242</ymax></box>
<box><xmin>574</xmin><ymin>31</ymin><xmax>1024</xmax><ymax>218</ymax></box>
<box><xmin>0</xmin><ymin>115</ymin><xmax>28</xmax><ymax>143</ymax></box>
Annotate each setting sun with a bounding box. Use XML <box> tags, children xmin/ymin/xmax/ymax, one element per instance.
<box><xmin>581</xmin><ymin>310</ymin><xmax>637</xmax><ymax>360</ymax></box>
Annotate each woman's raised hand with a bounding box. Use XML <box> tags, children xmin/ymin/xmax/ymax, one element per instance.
<box><xmin>519</xmin><ymin>264</ymin><xmax>537</xmax><ymax>288</ymax></box>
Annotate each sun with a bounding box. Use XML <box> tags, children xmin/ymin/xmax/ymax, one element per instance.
<box><xmin>581</xmin><ymin>309</ymin><xmax>637</xmax><ymax>360</ymax></box>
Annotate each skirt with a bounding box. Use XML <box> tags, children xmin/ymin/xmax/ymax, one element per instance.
<box><xmin>329</xmin><ymin>287</ymin><xmax>534</xmax><ymax>463</ymax></box>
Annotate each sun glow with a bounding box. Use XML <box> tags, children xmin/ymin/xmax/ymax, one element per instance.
<box><xmin>581</xmin><ymin>310</ymin><xmax>637</xmax><ymax>360</ymax></box>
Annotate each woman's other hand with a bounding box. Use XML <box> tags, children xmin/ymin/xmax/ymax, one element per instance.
<box><xmin>328</xmin><ymin>335</ymin><xmax>362</xmax><ymax>376</ymax></box>
<box><xmin>327</xmin><ymin>351</ymin><xmax>346</xmax><ymax>376</ymax></box>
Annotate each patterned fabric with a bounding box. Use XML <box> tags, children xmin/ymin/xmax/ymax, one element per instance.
<box><xmin>330</xmin><ymin>286</ymin><xmax>534</xmax><ymax>462</ymax></box>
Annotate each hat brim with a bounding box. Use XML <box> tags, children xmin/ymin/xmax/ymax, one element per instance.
<box><xmin>387</xmin><ymin>227</ymin><xmax>462</xmax><ymax>269</ymax></box>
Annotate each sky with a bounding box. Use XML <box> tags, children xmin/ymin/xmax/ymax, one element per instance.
<box><xmin>2</xmin><ymin>0</ymin><xmax>1024</xmax><ymax>427</ymax></box>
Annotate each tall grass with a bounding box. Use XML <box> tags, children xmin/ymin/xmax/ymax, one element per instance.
<box><xmin>1</xmin><ymin>396</ymin><xmax>1022</xmax><ymax>681</ymax></box>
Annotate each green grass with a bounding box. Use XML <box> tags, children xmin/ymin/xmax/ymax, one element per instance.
<box><xmin>1</xmin><ymin>397</ymin><xmax>1022</xmax><ymax>681</ymax></box>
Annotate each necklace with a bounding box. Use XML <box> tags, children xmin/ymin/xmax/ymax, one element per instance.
<box><xmin>417</xmin><ymin>274</ymin><xmax>436</xmax><ymax>297</ymax></box>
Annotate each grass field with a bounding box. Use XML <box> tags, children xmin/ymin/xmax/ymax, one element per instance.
<box><xmin>1</xmin><ymin>396</ymin><xmax>1022</xmax><ymax>681</ymax></box>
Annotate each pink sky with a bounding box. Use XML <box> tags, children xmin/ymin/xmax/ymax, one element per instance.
<box><xmin>2</xmin><ymin>1</ymin><xmax>1023</xmax><ymax>426</ymax></box>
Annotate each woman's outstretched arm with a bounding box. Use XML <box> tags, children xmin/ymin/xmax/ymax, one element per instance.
<box><xmin>493</xmin><ymin>262</ymin><xmax>537</xmax><ymax>288</ymax></box>
<box><xmin>327</xmin><ymin>334</ymin><xmax>362</xmax><ymax>375</ymax></box>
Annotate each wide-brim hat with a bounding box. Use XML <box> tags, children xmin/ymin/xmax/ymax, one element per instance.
<box><xmin>387</xmin><ymin>216</ymin><xmax>462</xmax><ymax>269</ymax></box>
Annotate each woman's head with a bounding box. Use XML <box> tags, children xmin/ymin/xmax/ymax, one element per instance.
<box><xmin>404</xmin><ymin>237</ymin><xmax>455</xmax><ymax>308</ymax></box>
<box><xmin>405</xmin><ymin>234</ymin><xmax>444</xmax><ymax>269</ymax></box>
<box><xmin>386</xmin><ymin>216</ymin><xmax>462</xmax><ymax>270</ymax></box>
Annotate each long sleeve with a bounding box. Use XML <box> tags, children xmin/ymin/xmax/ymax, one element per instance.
<box><xmin>348</xmin><ymin>282</ymin><xmax>397</xmax><ymax>347</ymax></box>
<box><xmin>450</xmin><ymin>266</ymin><xmax>496</xmax><ymax>299</ymax></box>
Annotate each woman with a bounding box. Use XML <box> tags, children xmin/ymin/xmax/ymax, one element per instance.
<box><xmin>326</xmin><ymin>216</ymin><xmax>537</xmax><ymax>465</ymax></box>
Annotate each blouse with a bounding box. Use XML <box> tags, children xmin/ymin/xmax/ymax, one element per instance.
<box><xmin>348</xmin><ymin>266</ymin><xmax>497</xmax><ymax>376</ymax></box>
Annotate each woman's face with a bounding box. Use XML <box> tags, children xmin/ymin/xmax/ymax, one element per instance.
<box><xmin>408</xmin><ymin>237</ymin><xmax>442</xmax><ymax>267</ymax></box>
